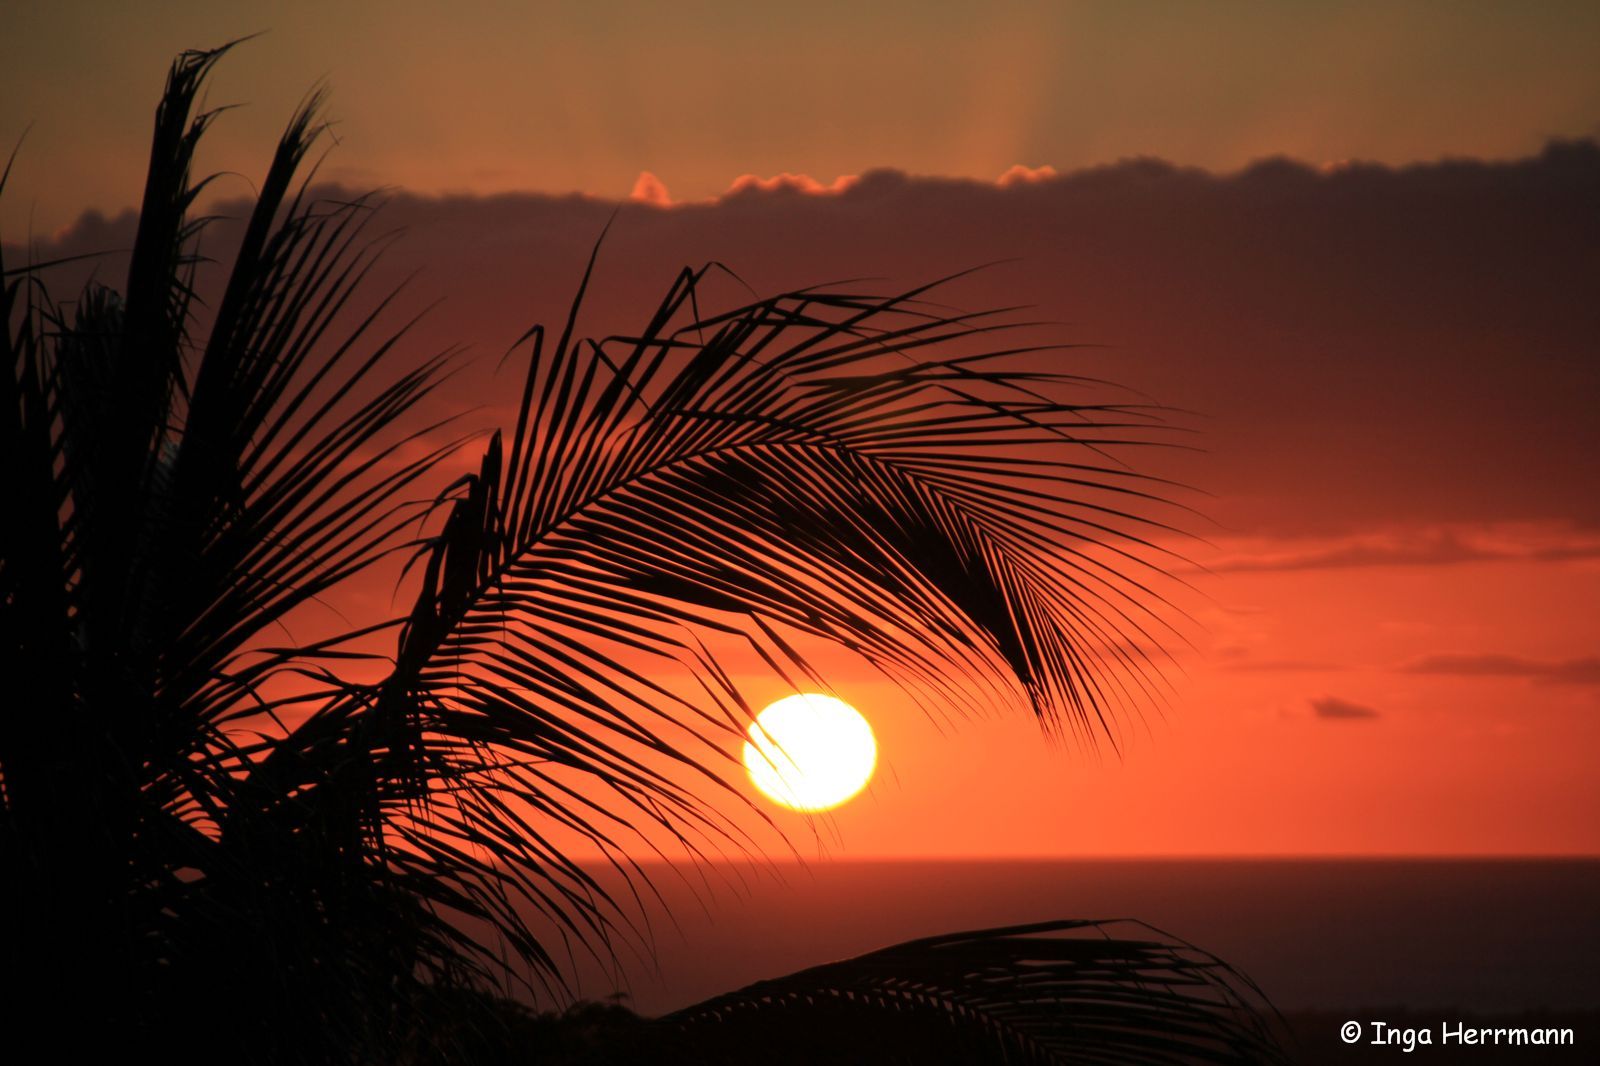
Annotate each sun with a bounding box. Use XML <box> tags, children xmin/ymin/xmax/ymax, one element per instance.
<box><xmin>743</xmin><ymin>694</ymin><xmax>877</xmax><ymax>812</ymax></box>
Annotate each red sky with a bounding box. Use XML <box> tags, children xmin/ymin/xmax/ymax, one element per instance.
<box><xmin>4</xmin><ymin>5</ymin><xmax>1598</xmax><ymax>857</ymax></box>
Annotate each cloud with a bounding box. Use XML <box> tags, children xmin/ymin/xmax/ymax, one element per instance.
<box><xmin>629</xmin><ymin>171</ymin><xmax>672</xmax><ymax>207</ymax></box>
<box><xmin>11</xmin><ymin>140</ymin><xmax>1598</xmax><ymax>539</ymax></box>
<box><xmin>1310</xmin><ymin>696</ymin><xmax>1380</xmax><ymax>720</ymax></box>
<box><xmin>996</xmin><ymin>164</ymin><xmax>1058</xmax><ymax>186</ymax></box>
<box><xmin>1212</xmin><ymin>644</ymin><xmax>1345</xmax><ymax>672</ymax></box>
<box><xmin>724</xmin><ymin>172</ymin><xmax>859</xmax><ymax>197</ymax></box>
<box><xmin>1202</xmin><ymin>524</ymin><xmax>1600</xmax><ymax>574</ymax></box>
<box><xmin>1225</xmin><ymin>659</ymin><xmax>1345</xmax><ymax>672</ymax></box>
<box><xmin>1402</xmin><ymin>654</ymin><xmax>1600</xmax><ymax>685</ymax></box>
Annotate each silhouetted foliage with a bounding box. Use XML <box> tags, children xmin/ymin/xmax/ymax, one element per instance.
<box><xmin>1</xmin><ymin>44</ymin><xmax>1283</xmax><ymax>1064</ymax></box>
<box><xmin>665</xmin><ymin>920</ymin><xmax>1289</xmax><ymax>1065</ymax></box>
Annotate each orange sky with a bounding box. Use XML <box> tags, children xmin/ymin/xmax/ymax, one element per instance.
<box><xmin>4</xmin><ymin>5</ymin><xmax>1598</xmax><ymax>857</ymax></box>
<box><xmin>5</xmin><ymin>1</ymin><xmax>1600</xmax><ymax>234</ymax></box>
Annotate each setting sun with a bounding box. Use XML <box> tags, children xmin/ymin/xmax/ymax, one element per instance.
<box><xmin>743</xmin><ymin>694</ymin><xmax>878</xmax><ymax>812</ymax></box>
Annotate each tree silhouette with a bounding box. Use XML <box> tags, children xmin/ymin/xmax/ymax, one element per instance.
<box><xmin>2</xmin><ymin>44</ymin><xmax>1285</xmax><ymax>1064</ymax></box>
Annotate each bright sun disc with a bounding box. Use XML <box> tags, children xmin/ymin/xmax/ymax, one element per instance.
<box><xmin>743</xmin><ymin>694</ymin><xmax>877</xmax><ymax>812</ymax></box>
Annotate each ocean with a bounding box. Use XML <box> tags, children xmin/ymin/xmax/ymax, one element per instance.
<box><xmin>538</xmin><ymin>859</ymin><xmax>1598</xmax><ymax>1019</ymax></box>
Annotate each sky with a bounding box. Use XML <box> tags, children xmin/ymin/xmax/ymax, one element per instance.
<box><xmin>5</xmin><ymin>1</ymin><xmax>1600</xmax><ymax>233</ymax></box>
<box><xmin>4</xmin><ymin>3</ymin><xmax>1598</xmax><ymax>858</ymax></box>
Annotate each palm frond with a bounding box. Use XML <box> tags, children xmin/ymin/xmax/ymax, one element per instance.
<box><xmin>665</xmin><ymin>919</ymin><xmax>1290</xmax><ymax>1065</ymax></box>
<box><xmin>348</xmin><ymin>252</ymin><xmax>1198</xmax><ymax>995</ymax></box>
<box><xmin>2</xmin><ymin>43</ymin><xmax>462</xmax><ymax>1058</ymax></box>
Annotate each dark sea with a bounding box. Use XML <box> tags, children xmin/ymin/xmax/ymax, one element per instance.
<box><xmin>544</xmin><ymin>859</ymin><xmax>1598</xmax><ymax>1021</ymax></box>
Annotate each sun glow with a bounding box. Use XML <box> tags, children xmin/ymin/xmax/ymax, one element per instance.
<box><xmin>743</xmin><ymin>694</ymin><xmax>877</xmax><ymax>812</ymax></box>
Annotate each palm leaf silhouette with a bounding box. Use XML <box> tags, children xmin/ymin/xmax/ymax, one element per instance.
<box><xmin>337</xmin><ymin>243</ymin><xmax>1198</xmax><ymax>995</ymax></box>
<box><xmin>4</xmin><ymin>43</ymin><xmax>461</xmax><ymax>1056</ymax></box>
<box><xmin>666</xmin><ymin>920</ymin><xmax>1289</xmax><ymax>1065</ymax></box>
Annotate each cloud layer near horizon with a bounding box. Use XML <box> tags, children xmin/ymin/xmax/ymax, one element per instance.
<box><xmin>1310</xmin><ymin>696</ymin><xmax>1381</xmax><ymax>720</ymax></box>
<box><xmin>15</xmin><ymin>141</ymin><xmax>1598</xmax><ymax>545</ymax></box>
<box><xmin>1403</xmin><ymin>654</ymin><xmax>1600</xmax><ymax>685</ymax></box>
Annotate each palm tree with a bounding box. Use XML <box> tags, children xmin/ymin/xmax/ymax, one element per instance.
<box><xmin>2</xmin><ymin>44</ymin><xmax>1286</xmax><ymax>1064</ymax></box>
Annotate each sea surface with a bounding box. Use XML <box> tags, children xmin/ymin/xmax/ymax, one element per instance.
<box><xmin>530</xmin><ymin>859</ymin><xmax>1598</xmax><ymax>1019</ymax></box>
